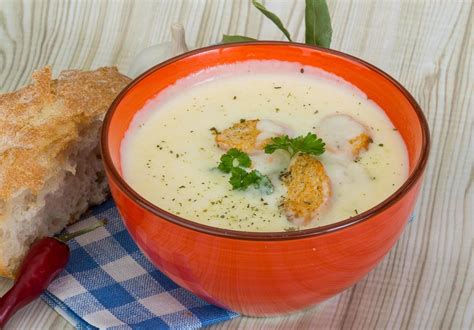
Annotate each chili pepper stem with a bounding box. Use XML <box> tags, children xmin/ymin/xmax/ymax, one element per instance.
<box><xmin>56</xmin><ymin>219</ymin><xmax>107</xmax><ymax>242</ymax></box>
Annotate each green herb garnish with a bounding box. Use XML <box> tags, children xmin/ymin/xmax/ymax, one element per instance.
<box><xmin>218</xmin><ymin>148</ymin><xmax>274</xmax><ymax>193</ymax></box>
<box><xmin>218</xmin><ymin>148</ymin><xmax>251</xmax><ymax>173</ymax></box>
<box><xmin>264</xmin><ymin>133</ymin><xmax>325</xmax><ymax>158</ymax></box>
<box><xmin>229</xmin><ymin>168</ymin><xmax>261</xmax><ymax>190</ymax></box>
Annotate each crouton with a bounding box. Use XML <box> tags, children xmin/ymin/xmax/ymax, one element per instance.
<box><xmin>215</xmin><ymin>119</ymin><xmax>262</xmax><ymax>153</ymax></box>
<box><xmin>349</xmin><ymin>133</ymin><xmax>373</xmax><ymax>157</ymax></box>
<box><xmin>315</xmin><ymin>114</ymin><xmax>373</xmax><ymax>159</ymax></box>
<box><xmin>281</xmin><ymin>154</ymin><xmax>331</xmax><ymax>226</ymax></box>
<box><xmin>215</xmin><ymin>119</ymin><xmax>293</xmax><ymax>154</ymax></box>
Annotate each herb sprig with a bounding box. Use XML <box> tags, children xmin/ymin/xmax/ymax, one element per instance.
<box><xmin>218</xmin><ymin>148</ymin><xmax>274</xmax><ymax>194</ymax></box>
<box><xmin>264</xmin><ymin>133</ymin><xmax>325</xmax><ymax>158</ymax></box>
<box><xmin>218</xmin><ymin>149</ymin><xmax>251</xmax><ymax>173</ymax></box>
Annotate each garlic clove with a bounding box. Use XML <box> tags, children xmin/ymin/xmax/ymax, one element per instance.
<box><xmin>128</xmin><ymin>23</ymin><xmax>192</xmax><ymax>78</ymax></box>
<box><xmin>170</xmin><ymin>23</ymin><xmax>189</xmax><ymax>56</ymax></box>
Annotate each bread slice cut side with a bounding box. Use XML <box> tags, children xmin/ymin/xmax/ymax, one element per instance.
<box><xmin>0</xmin><ymin>67</ymin><xmax>130</xmax><ymax>278</ymax></box>
<box><xmin>0</xmin><ymin>120</ymin><xmax>107</xmax><ymax>277</ymax></box>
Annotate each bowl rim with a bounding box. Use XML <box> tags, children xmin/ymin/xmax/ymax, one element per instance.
<box><xmin>101</xmin><ymin>41</ymin><xmax>430</xmax><ymax>241</ymax></box>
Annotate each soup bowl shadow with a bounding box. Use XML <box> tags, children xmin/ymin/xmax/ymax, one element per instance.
<box><xmin>101</xmin><ymin>42</ymin><xmax>430</xmax><ymax>316</ymax></box>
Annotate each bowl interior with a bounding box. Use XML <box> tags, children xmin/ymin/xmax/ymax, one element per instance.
<box><xmin>102</xmin><ymin>42</ymin><xmax>429</xmax><ymax>237</ymax></box>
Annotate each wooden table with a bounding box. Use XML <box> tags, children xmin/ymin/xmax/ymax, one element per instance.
<box><xmin>0</xmin><ymin>0</ymin><xmax>472</xmax><ymax>328</ymax></box>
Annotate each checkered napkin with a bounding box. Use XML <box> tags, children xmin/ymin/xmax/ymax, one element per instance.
<box><xmin>41</xmin><ymin>200</ymin><xmax>239</xmax><ymax>329</ymax></box>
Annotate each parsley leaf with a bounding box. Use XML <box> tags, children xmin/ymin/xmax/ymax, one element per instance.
<box><xmin>229</xmin><ymin>168</ymin><xmax>256</xmax><ymax>190</ymax></box>
<box><xmin>218</xmin><ymin>148</ymin><xmax>251</xmax><ymax>173</ymax></box>
<box><xmin>230</xmin><ymin>168</ymin><xmax>274</xmax><ymax>193</ymax></box>
<box><xmin>255</xmin><ymin>171</ymin><xmax>274</xmax><ymax>195</ymax></box>
<box><xmin>264</xmin><ymin>133</ymin><xmax>325</xmax><ymax>158</ymax></box>
<box><xmin>218</xmin><ymin>149</ymin><xmax>274</xmax><ymax>194</ymax></box>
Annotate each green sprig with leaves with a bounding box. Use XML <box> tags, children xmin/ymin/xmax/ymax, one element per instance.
<box><xmin>218</xmin><ymin>148</ymin><xmax>274</xmax><ymax>194</ymax></box>
<box><xmin>222</xmin><ymin>0</ymin><xmax>332</xmax><ymax>48</ymax></box>
<box><xmin>218</xmin><ymin>148</ymin><xmax>252</xmax><ymax>173</ymax></box>
<box><xmin>264</xmin><ymin>133</ymin><xmax>325</xmax><ymax>158</ymax></box>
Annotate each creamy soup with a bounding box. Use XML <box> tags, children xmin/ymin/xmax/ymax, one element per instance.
<box><xmin>121</xmin><ymin>61</ymin><xmax>408</xmax><ymax>232</ymax></box>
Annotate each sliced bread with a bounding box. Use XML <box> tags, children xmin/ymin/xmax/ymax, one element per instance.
<box><xmin>0</xmin><ymin>67</ymin><xmax>130</xmax><ymax>278</ymax></box>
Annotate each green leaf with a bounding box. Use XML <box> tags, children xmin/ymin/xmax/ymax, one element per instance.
<box><xmin>255</xmin><ymin>171</ymin><xmax>275</xmax><ymax>194</ymax></box>
<box><xmin>229</xmin><ymin>168</ymin><xmax>273</xmax><ymax>193</ymax></box>
<box><xmin>264</xmin><ymin>135</ymin><xmax>292</xmax><ymax>155</ymax></box>
<box><xmin>252</xmin><ymin>0</ymin><xmax>292</xmax><ymax>42</ymax></box>
<box><xmin>229</xmin><ymin>167</ymin><xmax>249</xmax><ymax>189</ymax></box>
<box><xmin>265</xmin><ymin>133</ymin><xmax>325</xmax><ymax>158</ymax></box>
<box><xmin>222</xmin><ymin>35</ymin><xmax>257</xmax><ymax>43</ymax></box>
<box><xmin>217</xmin><ymin>148</ymin><xmax>274</xmax><ymax>193</ymax></box>
<box><xmin>291</xmin><ymin>133</ymin><xmax>326</xmax><ymax>155</ymax></box>
<box><xmin>218</xmin><ymin>148</ymin><xmax>252</xmax><ymax>173</ymax></box>
<box><xmin>305</xmin><ymin>0</ymin><xmax>332</xmax><ymax>48</ymax></box>
<box><xmin>241</xmin><ymin>170</ymin><xmax>262</xmax><ymax>189</ymax></box>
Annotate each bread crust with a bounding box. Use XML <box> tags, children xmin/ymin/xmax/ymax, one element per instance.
<box><xmin>0</xmin><ymin>67</ymin><xmax>130</xmax><ymax>278</ymax></box>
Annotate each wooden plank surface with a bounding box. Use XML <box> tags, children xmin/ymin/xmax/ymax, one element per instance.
<box><xmin>0</xmin><ymin>0</ymin><xmax>472</xmax><ymax>328</ymax></box>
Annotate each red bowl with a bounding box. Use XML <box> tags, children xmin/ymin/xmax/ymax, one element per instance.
<box><xmin>101</xmin><ymin>42</ymin><xmax>430</xmax><ymax>316</ymax></box>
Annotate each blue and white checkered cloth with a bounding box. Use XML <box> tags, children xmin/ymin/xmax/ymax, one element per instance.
<box><xmin>41</xmin><ymin>200</ymin><xmax>239</xmax><ymax>329</ymax></box>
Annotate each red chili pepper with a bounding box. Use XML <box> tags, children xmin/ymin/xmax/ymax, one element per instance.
<box><xmin>0</xmin><ymin>220</ymin><xmax>106</xmax><ymax>328</ymax></box>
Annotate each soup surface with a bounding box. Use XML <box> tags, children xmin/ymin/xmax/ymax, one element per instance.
<box><xmin>121</xmin><ymin>61</ymin><xmax>408</xmax><ymax>232</ymax></box>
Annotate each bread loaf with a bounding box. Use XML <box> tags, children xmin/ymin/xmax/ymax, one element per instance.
<box><xmin>0</xmin><ymin>67</ymin><xmax>130</xmax><ymax>278</ymax></box>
